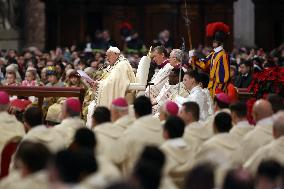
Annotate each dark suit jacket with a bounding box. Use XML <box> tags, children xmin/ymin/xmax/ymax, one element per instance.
<box><xmin>234</xmin><ymin>72</ymin><xmax>253</xmax><ymax>88</ymax></box>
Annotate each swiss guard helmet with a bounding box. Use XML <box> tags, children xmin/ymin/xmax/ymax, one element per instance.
<box><xmin>206</xmin><ymin>22</ymin><xmax>230</xmax><ymax>44</ymax></box>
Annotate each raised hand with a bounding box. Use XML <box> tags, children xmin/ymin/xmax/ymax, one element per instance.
<box><xmin>188</xmin><ymin>49</ymin><xmax>195</xmax><ymax>58</ymax></box>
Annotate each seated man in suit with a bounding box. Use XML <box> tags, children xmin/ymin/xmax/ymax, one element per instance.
<box><xmin>234</xmin><ymin>60</ymin><xmax>253</xmax><ymax>88</ymax></box>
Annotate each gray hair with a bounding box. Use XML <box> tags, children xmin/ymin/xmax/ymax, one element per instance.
<box><xmin>171</xmin><ymin>49</ymin><xmax>183</xmax><ymax>62</ymax></box>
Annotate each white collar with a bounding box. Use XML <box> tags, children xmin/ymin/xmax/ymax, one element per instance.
<box><xmin>256</xmin><ymin>117</ymin><xmax>273</xmax><ymax>127</ymax></box>
<box><xmin>189</xmin><ymin>85</ymin><xmax>201</xmax><ymax>94</ymax></box>
<box><xmin>162</xmin><ymin>59</ymin><xmax>169</xmax><ymax>64</ymax></box>
<box><xmin>187</xmin><ymin>121</ymin><xmax>203</xmax><ymax>127</ymax></box>
<box><xmin>28</xmin><ymin>125</ymin><xmax>47</xmax><ymax>132</ymax></box>
<box><xmin>235</xmin><ymin>120</ymin><xmax>250</xmax><ymax>127</ymax></box>
<box><xmin>214</xmin><ymin>46</ymin><xmax>223</xmax><ymax>53</ymax></box>
<box><xmin>166</xmin><ymin>138</ymin><xmax>187</xmax><ymax>147</ymax></box>
<box><xmin>163</xmin><ymin>62</ymin><xmax>173</xmax><ymax>70</ymax></box>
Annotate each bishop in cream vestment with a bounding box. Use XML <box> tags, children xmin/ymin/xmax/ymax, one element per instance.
<box><xmin>244</xmin><ymin>136</ymin><xmax>284</xmax><ymax>174</ymax></box>
<box><xmin>94</xmin><ymin>116</ymin><xmax>134</xmax><ymax>165</ymax></box>
<box><xmin>203</xmin><ymin>109</ymin><xmax>231</xmax><ymax>136</ymax></box>
<box><xmin>160</xmin><ymin>138</ymin><xmax>194</xmax><ymax>188</ymax></box>
<box><xmin>53</xmin><ymin>116</ymin><xmax>85</xmax><ymax>147</ymax></box>
<box><xmin>0</xmin><ymin>111</ymin><xmax>25</xmax><ymax>170</ymax></box>
<box><xmin>118</xmin><ymin>115</ymin><xmax>164</xmax><ymax>174</ymax></box>
<box><xmin>0</xmin><ymin>170</ymin><xmax>49</xmax><ymax>189</ymax></box>
<box><xmin>244</xmin><ymin>112</ymin><xmax>284</xmax><ymax>174</ymax></box>
<box><xmin>232</xmin><ymin>117</ymin><xmax>274</xmax><ymax>164</ymax></box>
<box><xmin>79</xmin><ymin>155</ymin><xmax>121</xmax><ymax>189</ymax></box>
<box><xmin>183</xmin><ymin>121</ymin><xmax>212</xmax><ymax>153</ymax></box>
<box><xmin>195</xmin><ymin>133</ymin><xmax>240</xmax><ymax>163</ymax></box>
<box><xmin>229</xmin><ymin>120</ymin><xmax>253</xmax><ymax>141</ymax></box>
<box><xmin>194</xmin><ymin>133</ymin><xmax>240</xmax><ymax>188</ymax></box>
<box><xmin>22</xmin><ymin>125</ymin><xmax>65</xmax><ymax>153</ymax></box>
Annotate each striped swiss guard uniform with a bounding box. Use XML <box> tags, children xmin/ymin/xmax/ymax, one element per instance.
<box><xmin>193</xmin><ymin>45</ymin><xmax>230</xmax><ymax>97</ymax></box>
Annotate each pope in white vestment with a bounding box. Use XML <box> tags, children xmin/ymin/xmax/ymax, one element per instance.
<box><xmin>93</xmin><ymin>47</ymin><xmax>136</xmax><ymax>107</ymax></box>
<box><xmin>86</xmin><ymin>47</ymin><xmax>135</xmax><ymax>127</ymax></box>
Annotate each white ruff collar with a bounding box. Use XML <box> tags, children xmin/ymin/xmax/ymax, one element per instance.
<box><xmin>214</xmin><ymin>46</ymin><xmax>223</xmax><ymax>53</ymax></box>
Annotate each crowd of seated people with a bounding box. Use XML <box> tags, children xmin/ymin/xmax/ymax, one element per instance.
<box><xmin>0</xmin><ymin>90</ymin><xmax>283</xmax><ymax>189</ymax></box>
<box><xmin>0</xmin><ymin>30</ymin><xmax>284</xmax><ymax>189</ymax></box>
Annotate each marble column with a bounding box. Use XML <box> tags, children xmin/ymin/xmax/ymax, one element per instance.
<box><xmin>233</xmin><ymin>0</ymin><xmax>255</xmax><ymax>47</ymax></box>
<box><xmin>23</xmin><ymin>0</ymin><xmax>45</xmax><ymax>50</ymax></box>
<box><xmin>0</xmin><ymin>0</ymin><xmax>21</xmax><ymax>50</ymax></box>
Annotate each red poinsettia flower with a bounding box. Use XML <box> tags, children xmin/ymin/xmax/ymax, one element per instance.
<box><xmin>248</xmin><ymin>66</ymin><xmax>284</xmax><ymax>99</ymax></box>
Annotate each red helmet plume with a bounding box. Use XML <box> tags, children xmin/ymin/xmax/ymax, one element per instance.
<box><xmin>206</xmin><ymin>22</ymin><xmax>230</xmax><ymax>37</ymax></box>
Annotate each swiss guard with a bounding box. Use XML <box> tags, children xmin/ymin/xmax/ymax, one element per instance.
<box><xmin>189</xmin><ymin>22</ymin><xmax>230</xmax><ymax>97</ymax></box>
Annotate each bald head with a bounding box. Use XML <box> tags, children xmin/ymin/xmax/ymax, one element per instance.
<box><xmin>253</xmin><ymin>99</ymin><xmax>273</xmax><ymax>122</ymax></box>
<box><xmin>273</xmin><ymin>111</ymin><xmax>284</xmax><ymax>138</ymax></box>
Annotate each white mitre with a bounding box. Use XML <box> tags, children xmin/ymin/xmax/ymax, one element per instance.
<box><xmin>107</xmin><ymin>46</ymin><xmax>121</xmax><ymax>54</ymax></box>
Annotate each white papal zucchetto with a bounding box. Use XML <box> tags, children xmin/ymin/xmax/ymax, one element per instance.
<box><xmin>107</xmin><ymin>46</ymin><xmax>121</xmax><ymax>54</ymax></box>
